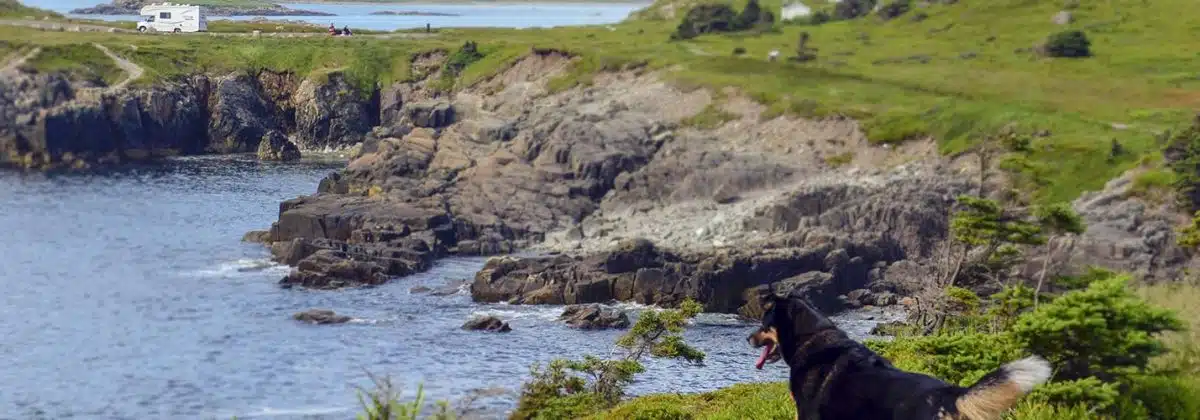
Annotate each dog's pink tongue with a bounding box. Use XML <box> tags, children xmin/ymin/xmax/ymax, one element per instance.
<box><xmin>755</xmin><ymin>343</ymin><xmax>773</xmax><ymax>370</ymax></box>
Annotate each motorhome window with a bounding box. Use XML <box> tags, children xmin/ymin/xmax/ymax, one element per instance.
<box><xmin>160</xmin><ymin>12</ymin><xmax>171</xmax><ymax>19</ymax></box>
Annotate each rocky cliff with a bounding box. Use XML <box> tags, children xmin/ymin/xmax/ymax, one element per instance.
<box><xmin>0</xmin><ymin>66</ymin><xmax>375</xmax><ymax>170</ymax></box>
<box><xmin>248</xmin><ymin>50</ymin><xmax>1199</xmax><ymax>315</ymax></box>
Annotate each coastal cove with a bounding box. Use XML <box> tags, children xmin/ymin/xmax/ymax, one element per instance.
<box><xmin>0</xmin><ymin>156</ymin><xmax>896</xmax><ymax>418</ymax></box>
<box><xmin>4</xmin><ymin>0</ymin><xmax>1200</xmax><ymax>418</ymax></box>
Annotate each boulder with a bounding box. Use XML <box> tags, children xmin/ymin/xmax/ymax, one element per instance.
<box><xmin>462</xmin><ymin>316</ymin><xmax>512</xmax><ymax>332</ymax></box>
<box><xmin>293</xmin><ymin>309</ymin><xmax>352</xmax><ymax>324</ymax></box>
<box><xmin>560</xmin><ymin>304</ymin><xmax>630</xmax><ymax>330</ymax></box>
<box><xmin>242</xmin><ymin>230</ymin><xmax>270</xmax><ymax>243</ymax></box>
<box><xmin>1052</xmin><ymin>11</ymin><xmax>1073</xmax><ymax>25</ymax></box>
<box><xmin>278</xmin><ymin>249</ymin><xmax>389</xmax><ymax>289</ymax></box>
<box><xmin>256</xmin><ymin>130</ymin><xmax>301</xmax><ymax>161</ymax></box>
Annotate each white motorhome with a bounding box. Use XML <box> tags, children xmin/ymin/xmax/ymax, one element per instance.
<box><xmin>137</xmin><ymin>3</ymin><xmax>207</xmax><ymax>33</ymax></box>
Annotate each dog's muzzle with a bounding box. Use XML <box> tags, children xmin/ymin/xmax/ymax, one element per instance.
<box><xmin>748</xmin><ymin>327</ymin><xmax>781</xmax><ymax>369</ymax></box>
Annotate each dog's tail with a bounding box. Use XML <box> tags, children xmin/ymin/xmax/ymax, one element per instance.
<box><xmin>954</xmin><ymin>355</ymin><xmax>1052</xmax><ymax>420</ymax></box>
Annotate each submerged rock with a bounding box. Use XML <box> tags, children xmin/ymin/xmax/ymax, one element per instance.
<box><xmin>462</xmin><ymin>316</ymin><xmax>511</xmax><ymax>332</ymax></box>
<box><xmin>560</xmin><ymin>304</ymin><xmax>630</xmax><ymax>330</ymax></box>
<box><xmin>293</xmin><ymin>309</ymin><xmax>352</xmax><ymax>324</ymax></box>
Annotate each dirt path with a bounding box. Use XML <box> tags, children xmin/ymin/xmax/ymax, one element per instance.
<box><xmin>92</xmin><ymin>43</ymin><xmax>143</xmax><ymax>90</ymax></box>
<box><xmin>0</xmin><ymin>46</ymin><xmax>42</xmax><ymax>74</ymax></box>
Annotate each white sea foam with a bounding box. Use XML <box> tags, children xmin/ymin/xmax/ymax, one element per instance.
<box><xmin>218</xmin><ymin>405</ymin><xmax>352</xmax><ymax>418</ymax></box>
<box><xmin>186</xmin><ymin>258</ymin><xmax>290</xmax><ymax>278</ymax></box>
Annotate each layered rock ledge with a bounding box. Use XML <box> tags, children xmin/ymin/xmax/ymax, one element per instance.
<box><xmin>1</xmin><ymin>65</ymin><xmax>374</xmax><ymax>170</ymax></box>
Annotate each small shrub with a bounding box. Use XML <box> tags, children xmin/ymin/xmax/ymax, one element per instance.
<box><xmin>1043</xmin><ymin>30</ymin><xmax>1092</xmax><ymax>58</ymax></box>
<box><xmin>732</xmin><ymin>46</ymin><xmax>746</xmax><ymax>55</ymax></box>
<box><xmin>735</xmin><ymin>0</ymin><xmax>775</xmax><ymax>30</ymax></box>
<box><xmin>671</xmin><ymin>4</ymin><xmax>738</xmax><ymax>40</ymax></box>
<box><xmin>866</xmin><ymin>332</ymin><xmax>1026</xmax><ymax>386</ymax></box>
<box><xmin>354</xmin><ymin>374</ymin><xmax>454</xmax><ymax>420</ymax></box>
<box><xmin>834</xmin><ymin>0</ymin><xmax>877</xmax><ymax>20</ymax></box>
<box><xmin>1012</xmin><ymin>274</ymin><xmax>1184</xmax><ymax>381</ymax></box>
<box><xmin>1164</xmin><ymin>114</ymin><xmax>1200</xmax><ymax>211</ymax></box>
<box><xmin>809</xmin><ymin>10</ymin><xmax>832</xmax><ymax>25</ymax></box>
<box><xmin>514</xmin><ymin>300</ymin><xmax>705</xmax><ymax>419</ymax></box>
<box><xmin>878</xmin><ymin>1</ymin><xmax>912</xmax><ymax>20</ymax></box>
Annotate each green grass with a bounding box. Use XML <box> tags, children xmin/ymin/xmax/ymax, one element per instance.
<box><xmin>824</xmin><ymin>151</ymin><xmax>854</xmax><ymax>167</ymax></box>
<box><xmin>588</xmin><ymin>382</ymin><xmax>795</xmax><ymax>420</ymax></box>
<box><xmin>21</xmin><ymin>44</ymin><xmax>124</xmax><ymax>86</ymax></box>
<box><xmin>1128</xmin><ymin>166</ymin><xmax>1176</xmax><ymax>203</ymax></box>
<box><xmin>681</xmin><ymin>102</ymin><xmax>738</xmax><ymax>129</ymax></box>
<box><xmin>1140</xmin><ymin>281</ymin><xmax>1200</xmax><ymax>375</ymax></box>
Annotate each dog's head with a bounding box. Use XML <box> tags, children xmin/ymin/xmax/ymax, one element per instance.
<box><xmin>748</xmin><ymin>294</ymin><xmax>837</xmax><ymax>369</ymax></box>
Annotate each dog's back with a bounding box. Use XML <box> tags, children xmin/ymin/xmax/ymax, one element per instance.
<box><xmin>801</xmin><ymin>340</ymin><xmax>1051</xmax><ymax>420</ymax></box>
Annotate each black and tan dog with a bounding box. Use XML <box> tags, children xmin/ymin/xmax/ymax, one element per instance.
<box><xmin>748</xmin><ymin>294</ymin><xmax>1051</xmax><ymax>420</ymax></box>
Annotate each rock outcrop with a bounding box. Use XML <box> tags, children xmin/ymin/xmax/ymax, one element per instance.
<box><xmin>472</xmin><ymin>237</ymin><xmax>902</xmax><ymax>314</ymax></box>
<box><xmin>1</xmin><ymin>66</ymin><xmax>374</xmax><ymax>170</ymax></box>
<box><xmin>1028</xmin><ymin>172</ymin><xmax>1200</xmax><ymax>282</ymax></box>
<box><xmin>1</xmin><ymin>71</ymin><xmax>211</xmax><ymax>170</ymax></box>
<box><xmin>256</xmin><ymin>130</ymin><xmax>301</xmax><ymax>161</ymax></box>
<box><xmin>292</xmin><ymin>73</ymin><xmax>378</xmax><ymax>150</ymax></box>
<box><xmin>207</xmin><ymin>73</ymin><xmax>284</xmax><ymax>154</ymax></box>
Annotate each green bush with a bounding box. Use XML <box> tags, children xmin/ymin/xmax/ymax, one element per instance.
<box><xmin>1044</xmin><ymin>30</ymin><xmax>1092</xmax><ymax>58</ymax></box>
<box><xmin>735</xmin><ymin>0</ymin><xmax>774</xmax><ymax>30</ymax></box>
<box><xmin>1012</xmin><ymin>274</ymin><xmax>1183</xmax><ymax>381</ymax></box>
<box><xmin>1164</xmin><ymin>114</ymin><xmax>1200</xmax><ymax>211</ymax></box>
<box><xmin>670</xmin><ymin>4</ymin><xmax>738</xmax><ymax>40</ymax></box>
<box><xmin>867</xmin><ymin>332</ymin><xmax>1026</xmax><ymax>386</ymax></box>
<box><xmin>1026</xmin><ymin>377</ymin><xmax>1120</xmax><ymax>413</ymax></box>
<box><xmin>878</xmin><ymin>1</ymin><xmax>912</xmax><ymax>20</ymax></box>
<box><xmin>809</xmin><ymin>10</ymin><xmax>831</xmax><ymax>25</ymax></box>
<box><xmin>834</xmin><ymin>0</ymin><xmax>877</xmax><ymax>20</ymax></box>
